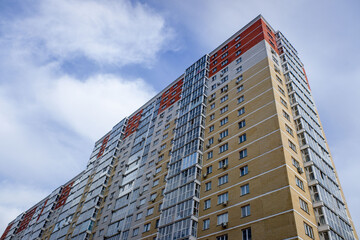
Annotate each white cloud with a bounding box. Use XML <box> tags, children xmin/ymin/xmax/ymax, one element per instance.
<box><xmin>4</xmin><ymin>0</ymin><xmax>173</xmax><ymax>66</ymax></box>
<box><xmin>0</xmin><ymin>0</ymin><xmax>167</xmax><ymax>232</ymax></box>
<box><xmin>38</xmin><ymin>74</ymin><xmax>156</xmax><ymax>140</ymax></box>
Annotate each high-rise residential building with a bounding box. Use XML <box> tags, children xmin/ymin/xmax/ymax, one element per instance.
<box><xmin>1</xmin><ymin>15</ymin><xmax>358</xmax><ymax>240</ymax></box>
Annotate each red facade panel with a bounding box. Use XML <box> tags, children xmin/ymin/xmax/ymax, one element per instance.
<box><xmin>15</xmin><ymin>207</ymin><xmax>37</xmax><ymax>234</ymax></box>
<box><xmin>302</xmin><ymin>67</ymin><xmax>311</xmax><ymax>90</ymax></box>
<box><xmin>209</xmin><ymin>18</ymin><xmax>278</xmax><ymax>77</ymax></box>
<box><xmin>0</xmin><ymin>223</ymin><xmax>13</xmax><ymax>240</ymax></box>
<box><xmin>158</xmin><ymin>79</ymin><xmax>183</xmax><ymax>114</ymax></box>
<box><xmin>261</xmin><ymin>20</ymin><xmax>279</xmax><ymax>54</ymax></box>
<box><xmin>36</xmin><ymin>199</ymin><xmax>48</xmax><ymax>222</ymax></box>
<box><xmin>54</xmin><ymin>181</ymin><xmax>74</xmax><ymax>210</ymax></box>
<box><xmin>97</xmin><ymin>134</ymin><xmax>110</xmax><ymax>158</ymax></box>
<box><xmin>123</xmin><ymin>110</ymin><xmax>143</xmax><ymax>139</ymax></box>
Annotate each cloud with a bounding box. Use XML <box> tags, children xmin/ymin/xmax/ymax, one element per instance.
<box><xmin>0</xmin><ymin>0</ymin><xmax>167</xmax><ymax>232</ymax></box>
<box><xmin>2</xmin><ymin>0</ymin><xmax>173</xmax><ymax>66</ymax></box>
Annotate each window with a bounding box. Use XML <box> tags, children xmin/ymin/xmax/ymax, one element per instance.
<box><xmin>219</xmin><ymin>129</ymin><xmax>228</xmax><ymax>139</ymax></box>
<box><xmin>155</xmin><ymin>167</ymin><xmax>162</xmax><ymax>174</ymax></box>
<box><xmin>220</xmin><ymin>95</ymin><xmax>228</xmax><ymax>103</ymax></box>
<box><xmin>155</xmin><ymin>130</ymin><xmax>161</xmax><ymax>136</ymax></box>
<box><xmin>143</xmin><ymin>223</ymin><xmax>151</xmax><ymax>232</ymax></box>
<box><xmin>280</xmin><ymin>97</ymin><xmax>288</xmax><ymax>108</ymax></box>
<box><xmin>241</xmin><ymin>205</ymin><xmax>250</xmax><ymax>217</ymax></box>
<box><xmin>240</xmin><ymin>165</ymin><xmax>248</xmax><ymax>176</ymax></box>
<box><xmin>208</xmin><ymin>137</ymin><xmax>214</xmax><ymax>145</ymax></box>
<box><xmin>276</xmin><ymin>75</ymin><xmax>283</xmax><ymax>84</ymax></box>
<box><xmin>236</xmin><ymin>66</ymin><xmax>242</xmax><ymax>73</ymax></box>
<box><xmin>150</xmin><ymin>193</ymin><xmax>157</xmax><ymax>201</ymax></box>
<box><xmin>212</xmin><ymin>84</ymin><xmax>217</xmax><ymax>90</ymax></box>
<box><xmin>207</xmin><ymin>151</ymin><xmax>213</xmax><ymax>159</ymax></box>
<box><xmin>210</xmin><ymin>103</ymin><xmax>215</xmax><ymax>109</ymax></box>
<box><xmin>206</xmin><ymin>166</ymin><xmax>213</xmax><ymax>174</ymax></box>
<box><xmin>217</xmin><ymin>235</ymin><xmax>228</xmax><ymax>240</ymax></box>
<box><xmin>236</xmin><ymin>50</ymin><xmax>241</xmax><ymax>56</ymax></box>
<box><xmin>203</xmin><ymin>219</ymin><xmax>210</xmax><ymax>230</ymax></box>
<box><xmin>162</xmin><ymin>133</ymin><xmax>168</xmax><ymax>140</ymax></box>
<box><xmin>221</xmin><ymin>67</ymin><xmax>228</xmax><ymax>75</ymax></box>
<box><xmin>221</xmin><ymin>59</ymin><xmax>228</xmax><ymax>66</ymax></box>
<box><xmin>217</xmin><ymin>212</ymin><xmax>228</xmax><ymax>225</ymax></box>
<box><xmin>209</xmin><ymin>125</ymin><xmax>214</xmax><ymax>132</ymax></box>
<box><xmin>242</xmin><ymin>228</ymin><xmax>252</xmax><ymax>240</ymax></box>
<box><xmin>285</xmin><ymin>124</ymin><xmax>293</xmax><ymax>136</ymax></box>
<box><xmin>278</xmin><ymin>86</ymin><xmax>285</xmax><ymax>96</ymax></box>
<box><xmin>151</xmin><ymin>150</ymin><xmax>156</xmax><ymax>156</ymax></box>
<box><xmin>238</xmin><ymin>107</ymin><xmax>245</xmax><ymax>116</ymax></box>
<box><xmin>158</xmin><ymin>121</ymin><xmax>163</xmax><ymax>127</ymax></box>
<box><xmin>299</xmin><ymin>198</ymin><xmax>309</xmax><ymax>213</ymax></box>
<box><xmin>147</xmin><ymin>207</ymin><xmax>154</xmax><ymax>216</ymax></box>
<box><xmin>136</xmin><ymin>212</ymin><xmax>143</xmax><ymax>221</ymax></box>
<box><xmin>238</xmin><ymin>95</ymin><xmax>244</xmax><ymax>104</ymax></box>
<box><xmin>132</xmin><ymin>228</ymin><xmax>139</xmax><ymax>237</ymax></box>
<box><xmin>221</xmin><ymin>76</ymin><xmax>229</xmax><ymax>84</ymax></box>
<box><xmin>304</xmin><ymin>222</ymin><xmax>314</xmax><ymax>239</ymax></box>
<box><xmin>205</xmin><ymin>181</ymin><xmax>212</xmax><ymax>191</ymax></box>
<box><xmin>236</xmin><ymin>57</ymin><xmax>242</xmax><ymax>64</ymax></box>
<box><xmin>218</xmin><ymin>174</ymin><xmax>228</xmax><ymax>185</ymax></box>
<box><xmin>221</xmin><ymin>85</ymin><xmax>228</xmax><ymax>93</ymax></box>
<box><xmin>212</xmin><ymin>75</ymin><xmax>217</xmax><ymax>81</ymax></box>
<box><xmin>143</xmin><ymin>184</ymin><xmax>149</xmax><ymax>192</ymax></box>
<box><xmin>210</xmin><ymin>113</ymin><xmax>215</xmax><ymax>120</ymax></box>
<box><xmin>140</xmin><ymin>198</ymin><xmax>146</xmax><ymax>205</ymax></box>
<box><xmin>283</xmin><ymin>110</ymin><xmax>290</xmax><ymax>121</ymax></box>
<box><xmin>220</xmin><ymin>105</ymin><xmax>228</xmax><ymax>114</ymax></box>
<box><xmin>99</xmin><ymin>229</ymin><xmax>104</xmax><ymax>236</ymax></box>
<box><xmin>158</xmin><ymin>155</ymin><xmax>164</xmax><ymax>162</ymax></box>
<box><xmin>153</xmin><ymin>139</ymin><xmax>159</xmax><ymax>145</ymax></box>
<box><xmin>295</xmin><ymin>176</ymin><xmax>304</xmax><ymax>190</ymax></box>
<box><xmin>219</xmin><ymin>158</ymin><xmax>228</xmax><ymax>168</ymax></box>
<box><xmin>240</xmin><ymin>184</ymin><xmax>250</xmax><ymax>196</ymax></box>
<box><xmin>219</xmin><ymin>143</ymin><xmax>228</xmax><ymax>153</ymax></box>
<box><xmin>153</xmin><ymin>179</ymin><xmax>159</xmax><ymax>187</ymax></box>
<box><xmin>289</xmin><ymin>140</ymin><xmax>297</xmax><ymax>152</ymax></box>
<box><xmin>160</xmin><ymin>144</ymin><xmax>166</xmax><ymax>151</ymax></box>
<box><xmin>235</xmin><ymin>35</ymin><xmax>241</xmax><ymax>41</ymax></box>
<box><xmin>292</xmin><ymin>158</ymin><xmax>300</xmax><ymax>168</ymax></box>
<box><xmin>237</xmin><ymin>85</ymin><xmax>244</xmax><ymax>92</ymax></box>
<box><xmin>237</xmin><ymin>121</ymin><xmax>246</xmax><ymax>131</ymax></box>
<box><xmin>221</xmin><ymin>52</ymin><xmax>228</xmax><ymax>59</ymax></box>
<box><xmin>239</xmin><ymin>149</ymin><xmax>247</xmax><ymax>159</ymax></box>
<box><xmin>239</xmin><ymin>133</ymin><xmax>247</xmax><ymax>143</ymax></box>
<box><xmin>164</xmin><ymin>123</ymin><xmax>170</xmax><ymax>130</ymax></box>
<box><xmin>220</xmin><ymin>117</ymin><xmax>228</xmax><ymax>126</ymax></box>
<box><xmin>217</xmin><ymin>192</ymin><xmax>228</xmax><ymax>204</ymax></box>
<box><xmin>204</xmin><ymin>199</ymin><xmax>211</xmax><ymax>209</ymax></box>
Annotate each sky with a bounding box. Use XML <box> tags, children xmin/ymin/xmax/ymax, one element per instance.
<box><xmin>0</xmin><ymin>0</ymin><xmax>359</xmax><ymax>234</ymax></box>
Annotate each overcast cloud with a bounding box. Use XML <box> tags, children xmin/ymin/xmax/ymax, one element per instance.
<box><xmin>0</xmin><ymin>0</ymin><xmax>359</xmax><ymax>234</ymax></box>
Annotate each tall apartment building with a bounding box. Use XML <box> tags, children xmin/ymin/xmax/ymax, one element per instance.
<box><xmin>1</xmin><ymin>15</ymin><xmax>358</xmax><ymax>240</ymax></box>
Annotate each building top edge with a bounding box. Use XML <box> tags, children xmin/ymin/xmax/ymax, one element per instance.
<box><xmin>209</xmin><ymin>14</ymin><xmax>276</xmax><ymax>56</ymax></box>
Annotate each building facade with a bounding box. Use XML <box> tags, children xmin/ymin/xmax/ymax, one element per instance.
<box><xmin>1</xmin><ymin>15</ymin><xmax>358</xmax><ymax>240</ymax></box>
